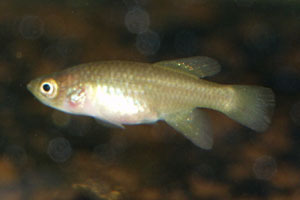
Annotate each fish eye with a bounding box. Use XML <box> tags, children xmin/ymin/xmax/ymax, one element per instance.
<box><xmin>42</xmin><ymin>83</ymin><xmax>52</xmax><ymax>92</ymax></box>
<box><xmin>40</xmin><ymin>79</ymin><xmax>58</xmax><ymax>98</ymax></box>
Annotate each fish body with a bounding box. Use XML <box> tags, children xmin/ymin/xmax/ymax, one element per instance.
<box><xmin>27</xmin><ymin>57</ymin><xmax>275</xmax><ymax>149</ymax></box>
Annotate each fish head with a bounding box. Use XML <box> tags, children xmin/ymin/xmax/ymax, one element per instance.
<box><xmin>27</xmin><ymin>73</ymin><xmax>67</xmax><ymax>111</ymax></box>
<box><xmin>27</xmin><ymin>69</ymin><xmax>89</xmax><ymax>114</ymax></box>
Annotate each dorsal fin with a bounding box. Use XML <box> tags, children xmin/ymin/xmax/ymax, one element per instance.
<box><xmin>154</xmin><ymin>56</ymin><xmax>221</xmax><ymax>78</ymax></box>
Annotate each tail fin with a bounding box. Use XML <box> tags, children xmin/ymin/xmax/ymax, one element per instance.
<box><xmin>223</xmin><ymin>85</ymin><xmax>275</xmax><ymax>132</ymax></box>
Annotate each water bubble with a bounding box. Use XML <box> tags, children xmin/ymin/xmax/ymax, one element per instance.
<box><xmin>47</xmin><ymin>137</ymin><xmax>72</xmax><ymax>163</ymax></box>
<box><xmin>290</xmin><ymin>101</ymin><xmax>300</xmax><ymax>126</ymax></box>
<box><xmin>174</xmin><ymin>30</ymin><xmax>198</xmax><ymax>56</ymax></box>
<box><xmin>125</xmin><ymin>7</ymin><xmax>150</xmax><ymax>34</ymax></box>
<box><xmin>136</xmin><ymin>30</ymin><xmax>160</xmax><ymax>55</ymax></box>
<box><xmin>4</xmin><ymin>145</ymin><xmax>27</xmax><ymax>165</ymax></box>
<box><xmin>19</xmin><ymin>15</ymin><xmax>44</xmax><ymax>40</ymax></box>
<box><xmin>253</xmin><ymin>156</ymin><xmax>277</xmax><ymax>180</ymax></box>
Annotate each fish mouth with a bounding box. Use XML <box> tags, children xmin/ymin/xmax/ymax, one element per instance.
<box><xmin>27</xmin><ymin>81</ymin><xmax>33</xmax><ymax>93</ymax></box>
<box><xmin>27</xmin><ymin>79</ymin><xmax>39</xmax><ymax>94</ymax></box>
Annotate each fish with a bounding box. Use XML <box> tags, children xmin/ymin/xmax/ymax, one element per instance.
<box><xmin>27</xmin><ymin>57</ymin><xmax>275</xmax><ymax>149</ymax></box>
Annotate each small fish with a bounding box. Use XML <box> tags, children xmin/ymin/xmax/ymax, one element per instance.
<box><xmin>27</xmin><ymin>57</ymin><xmax>275</xmax><ymax>149</ymax></box>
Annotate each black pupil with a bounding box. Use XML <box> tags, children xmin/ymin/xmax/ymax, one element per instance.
<box><xmin>43</xmin><ymin>84</ymin><xmax>51</xmax><ymax>92</ymax></box>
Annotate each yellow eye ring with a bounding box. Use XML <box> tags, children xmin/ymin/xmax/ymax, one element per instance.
<box><xmin>40</xmin><ymin>79</ymin><xmax>58</xmax><ymax>98</ymax></box>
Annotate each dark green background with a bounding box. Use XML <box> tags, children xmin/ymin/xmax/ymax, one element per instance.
<box><xmin>0</xmin><ymin>0</ymin><xmax>299</xmax><ymax>199</ymax></box>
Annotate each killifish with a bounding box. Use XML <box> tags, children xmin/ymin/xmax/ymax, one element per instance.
<box><xmin>27</xmin><ymin>57</ymin><xmax>275</xmax><ymax>149</ymax></box>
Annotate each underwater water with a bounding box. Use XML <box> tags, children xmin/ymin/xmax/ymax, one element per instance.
<box><xmin>0</xmin><ymin>0</ymin><xmax>300</xmax><ymax>199</ymax></box>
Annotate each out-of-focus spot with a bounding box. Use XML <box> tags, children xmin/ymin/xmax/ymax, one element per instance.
<box><xmin>253</xmin><ymin>155</ymin><xmax>277</xmax><ymax>180</ymax></box>
<box><xmin>15</xmin><ymin>51</ymin><xmax>23</xmax><ymax>59</ymax></box>
<box><xmin>290</xmin><ymin>101</ymin><xmax>300</xmax><ymax>126</ymax></box>
<box><xmin>51</xmin><ymin>111</ymin><xmax>71</xmax><ymax>127</ymax></box>
<box><xmin>19</xmin><ymin>15</ymin><xmax>44</xmax><ymax>40</ymax></box>
<box><xmin>136</xmin><ymin>30</ymin><xmax>160</xmax><ymax>56</ymax></box>
<box><xmin>125</xmin><ymin>7</ymin><xmax>150</xmax><ymax>34</ymax></box>
<box><xmin>47</xmin><ymin>137</ymin><xmax>72</xmax><ymax>163</ymax></box>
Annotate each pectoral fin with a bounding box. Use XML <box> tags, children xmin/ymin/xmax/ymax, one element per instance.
<box><xmin>94</xmin><ymin>117</ymin><xmax>125</xmax><ymax>129</ymax></box>
<box><xmin>154</xmin><ymin>56</ymin><xmax>221</xmax><ymax>78</ymax></box>
<box><xmin>164</xmin><ymin>109</ymin><xmax>213</xmax><ymax>150</ymax></box>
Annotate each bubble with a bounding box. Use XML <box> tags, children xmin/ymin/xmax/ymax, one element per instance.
<box><xmin>4</xmin><ymin>145</ymin><xmax>27</xmax><ymax>165</ymax></box>
<box><xmin>290</xmin><ymin>101</ymin><xmax>300</xmax><ymax>126</ymax></box>
<box><xmin>174</xmin><ymin>30</ymin><xmax>198</xmax><ymax>56</ymax></box>
<box><xmin>19</xmin><ymin>15</ymin><xmax>44</xmax><ymax>40</ymax></box>
<box><xmin>136</xmin><ymin>30</ymin><xmax>160</xmax><ymax>55</ymax></box>
<box><xmin>47</xmin><ymin>137</ymin><xmax>72</xmax><ymax>163</ymax></box>
<box><xmin>253</xmin><ymin>156</ymin><xmax>277</xmax><ymax>180</ymax></box>
<box><xmin>124</xmin><ymin>7</ymin><xmax>150</xmax><ymax>34</ymax></box>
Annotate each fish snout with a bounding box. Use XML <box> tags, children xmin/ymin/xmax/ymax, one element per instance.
<box><xmin>27</xmin><ymin>81</ymin><xmax>34</xmax><ymax>92</ymax></box>
<box><xmin>27</xmin><ymin>79</ymin><xmax>39</xmax><ymax>94</ymax></box>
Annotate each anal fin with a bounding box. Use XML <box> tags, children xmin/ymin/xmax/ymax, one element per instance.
<box><xmin>164</xmin><ymin>109</ymin><xmax>213</xmax><ymax>150</ymax></box>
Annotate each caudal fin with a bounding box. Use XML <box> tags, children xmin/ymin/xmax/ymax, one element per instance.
<box><xmin>224</xmin><ymin>85</ymin><xmax>275</xmax><ymax>132</ymax></box>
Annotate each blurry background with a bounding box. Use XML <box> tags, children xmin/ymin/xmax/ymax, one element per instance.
<box><xmin>0</xmin><ymin>0</ymin><xmax>300</xmax><ymax>199</ymax></box>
